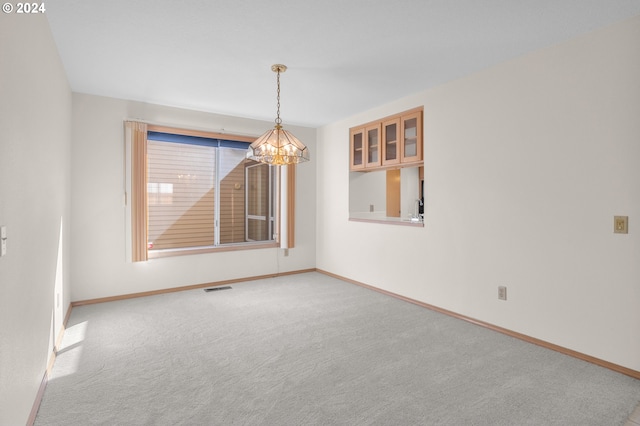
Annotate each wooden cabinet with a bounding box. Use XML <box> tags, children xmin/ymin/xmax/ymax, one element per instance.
<box><xmin>351</xmin><ymin>124</ymin><xmax>382</xmax><ymax>169</ymax></box>
<box><xmin>350</xmin><ymin>107</ymin><xmax>423</xmax><ymax>171</ymax></box>
<box><xmin>365</xmin><ymin>123</ymin><xmax>381</xmax><ymax>168</ymax></box>
<box><xmin>382</xmin><ymin>117</ymin><xmax>400</xmax><ymax>166</ymax></box>
<box><xmin>400</xmin><ymin>111</ymin><xmax>422</xmax><ymax>163</ymax></box>
<box><xmin>350</xmin><ymin>128</ymin><xmax>365</xmax><ymax>170</ymax></box>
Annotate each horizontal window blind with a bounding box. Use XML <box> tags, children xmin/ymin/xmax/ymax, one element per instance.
<box><xmin>147</xmin><ymin>140</ymin><xmax>215</xmax><ymax>250</ymax></box>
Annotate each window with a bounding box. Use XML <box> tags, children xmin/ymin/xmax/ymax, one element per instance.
<box><xmin>126</xmin><ymin>122</ymin><xmax>295</xmax><ymax>261</ymax></box>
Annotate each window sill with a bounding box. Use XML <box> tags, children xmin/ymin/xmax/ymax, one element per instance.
<box><xmin>147</xmin><ymin>241</ymin><xmax>278</xmax><ymax>259</ymax></box>
<box><xmin>348</xmin><ymin>216</ymin><xmax>424</xmax><ymax>227</ymax></box>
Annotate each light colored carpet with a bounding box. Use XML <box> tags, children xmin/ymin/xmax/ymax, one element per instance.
<box><xmin>36</xmin><ymin>272</ymin><xmax>640</xmax><ymax>425</ymax></box>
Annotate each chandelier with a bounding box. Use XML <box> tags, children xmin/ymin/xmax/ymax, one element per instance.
<box><xmin>248</xmin><ymin>64</ymin><xmax>310</xmax><ymax>165</ymax></box>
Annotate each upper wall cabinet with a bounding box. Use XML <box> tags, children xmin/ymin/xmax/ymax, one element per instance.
<box><xmin>400</xmin><ymin>110</ymin><xmax>422</xmax><ymax>163</ymax></box>
<box><xmin>350</xmin><ymin>128</ymin><xmax>365</xmax><ymax>170</ymax></box>
<box><xmin>350</xmin><ymin>107</ymin><xmax>423</xmax><ymax>171</ymax></box>
<box><xmin>365</xmin><ymin>123</ymin><xmax>382</xmax><ymax>168</ymax></box>
<box><xmin>350</xmin><ymin>124</ymin><xmax>382</xmax><ymax>169</ymax></box>
<box><xmin>382</xmin><ymin>117</ymin><xmax>400</xmax><ymax>166</ymax></box>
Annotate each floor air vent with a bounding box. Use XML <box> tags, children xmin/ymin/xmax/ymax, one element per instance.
<box><xmin>204</xmin><ymin>286</ymin><xmax>232</xmax><ymax>292</ymax></box>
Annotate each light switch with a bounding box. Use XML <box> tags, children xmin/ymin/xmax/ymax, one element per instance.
<box><xmin>0</xmin><ymin>226</ymin><xmax>6</xmax><ymax>257</ymax></box>
<box><xmin>614</xmin><ymin>216</ymin><xmax>628</xmax><ymax>234</ymax></box>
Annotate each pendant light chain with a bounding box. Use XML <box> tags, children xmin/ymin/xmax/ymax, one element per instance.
<box><xmin>275</xmin><ymin>69</ymin><xmax>282</xmax><ymax>126</ymax></box>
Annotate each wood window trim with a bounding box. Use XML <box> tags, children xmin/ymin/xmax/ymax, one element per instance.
<box><xmin>147</xmin><ymin>124</ymin><xmax>256</xmax><ymax>143</ymax></box>
<box><xmin>128</xmin><ymin>122</ymin><xmax>296</xmax><ymax>261</ymax></box>
<box><xmin>286</xmin><ymin>163</ymin><xmax>295</xmax><ymax>248</ymax></box>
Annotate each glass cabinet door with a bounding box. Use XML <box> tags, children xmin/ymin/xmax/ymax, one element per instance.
<box><xmin>382</xmin><ymin>118</ymin><xmax>400</xmax><ymax>166</ymax></box>
<box><xmin>350</xmin><ymin>128</ymin><xmax>365</xmax><ymax>170</ymax></box>
<box><xmin>365</xmin><ymin>124</ymin><xmax>381</xmax><ymax>168</ymax></box>
<box><xmin>401</xmin><ymin>111</ymin><xmax>422</xmax><ymax>163</ymax></box>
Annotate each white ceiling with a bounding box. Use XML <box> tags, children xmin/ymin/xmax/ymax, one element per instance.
<box><xmin>46</xmin><ymin>1</ymin><xmax>640</xmax><ymax>128</ymax></box>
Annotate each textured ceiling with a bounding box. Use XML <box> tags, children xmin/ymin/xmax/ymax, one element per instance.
<box><xmin>46</xmin><ymin>0</ymin><xmax>640</xmax><ymax>127</ymax></box>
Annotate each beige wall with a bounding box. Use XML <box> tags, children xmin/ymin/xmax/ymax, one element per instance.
<box><xmin>317</xmin><ymin>16</ymin><xmax>640</xmax><ymax>371</ymax></box>
<box><xmin>70</xmin><ymin>94</ymin><xmax>317</xmax><ymax>301</ymax></box>
<box><xmin>0</xmin><ymin>14</ymin><xmax>72</xmax><ymax>425</ymax></box>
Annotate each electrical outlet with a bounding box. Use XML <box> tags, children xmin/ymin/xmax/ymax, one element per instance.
<box><xmin>498</xmin><ymin>286</ymin><xmax>507</xmax><ymax>301</ymax></box>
